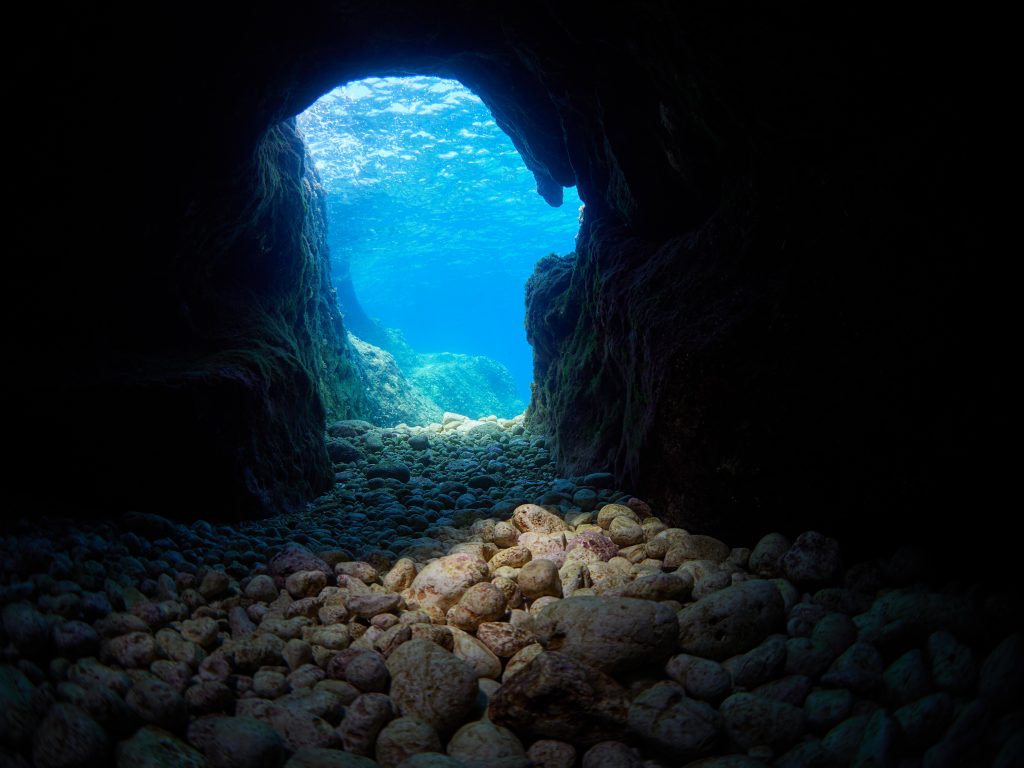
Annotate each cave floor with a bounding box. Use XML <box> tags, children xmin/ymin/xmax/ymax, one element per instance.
<box><xmin>1</xmin><ymin>414</ymin><xmax>1021</xmax><ymax>767</ymax></box>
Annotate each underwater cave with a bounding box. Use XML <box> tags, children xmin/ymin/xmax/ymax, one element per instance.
<box><xmin>296</xmin><ymin>75</ymin><xmax>583</xmax><ymax>423</ymax></box>
<box><xmin>2</xmin><ymin>3</ymin><xmax>1018</xmax><ymax>767</ymax></box>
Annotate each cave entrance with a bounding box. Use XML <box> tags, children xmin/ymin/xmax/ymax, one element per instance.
<box><xmin>297</xmin><ymin>76</ymin><xmax>582</xmax><ymax>425</ymax></box>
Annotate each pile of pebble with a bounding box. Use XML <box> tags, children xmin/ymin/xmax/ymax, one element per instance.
<box><xmin>2</xmin><ymin>415</ymin><xmax>1022</xmax><ymax>767</ymax></box>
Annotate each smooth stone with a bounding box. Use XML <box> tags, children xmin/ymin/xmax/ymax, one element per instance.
<box><xmin>882</xmin><ymin>648</ymin><xmax>932</xmax><ymax>705</ymax></box>
<box><xmin>813</xmin><ymin>587</ymin><xmax>873</xmax><ymax>617</ymax></box>
<box><xmin>386</xmin><ymin>639</ymin><xmax>478</xmax><ymax>737</ymax></box>
<box><xmin>488</xmin><ymin>651</ymin><xmax>629</xmax><ymax>747</ymax></box>
<box><xmin>489</xmin><ymin>546</ymin><xmax>531</xmax><ymax>572</ymax></box>
<box><xmin>446</xmin><ymin>720</ymin><xmax>526</xmax><ymax>765</ymax></box>
<box><xmin>722</xmin><ymin>635</ymin><xmax>787</xmax><ymax>689</ymax></box>
<box><xmin>446</xmin><ymin>582</ymin><xmax>507</xmax><ymax>632</ymax></box>
<box><xmin>198</xmin><ymin>570</ymin><xmax>231</xmax><ymax>600</ymax></box>
<box><xmin>853</xmin><ymin>709</ymin><xmax>898</xmax><ymax>767</ymax></box>
<box><xmin>749</xmin><ymin>533</ymin><xmax>791</xmax><ymax>577</ymax></box>
<box><xmin>0</xmin><ymin>664</ymin><xmax>44</xmax><ymax>745</ymax></box>
<box><xmin>784</xmin><ymin>637</ymin><xmax>835</xmax><ymax>679</ymax></box>
<box><xmin>821</xmin><ymin>642</ymin><xmax>884</xmax><ymax>694</ymax></box>
<box><xmin>774</xmin><ymin>740</ymin><xmax>832</xmax><ymax>768</ymax></box>
<box><xmin>787</xmin><ymin>602</ymin><xmax>828</xmax><ymax>638</ymax></box>
<box><xmin>242</xmin><ymin>573</ymin><xmax>276</xmax><ymax>606</ymax></box>
<box><xmin>512</xmin><ymin>504</ymin><xmax>569</xmax><ymax>534</ymax></box>
<box><xmin>32</xmin><ymin>703</ymin><xmax>110</xmax><ymax>768</ymax></box>
<box><xmin>115</xmin><ymin>725</ymin><xmax>205</xmax><ymax>768</ymax></box>
<box><xmin>620</xmin><ymin>572</ymin><xmax>692</xmax><ymax>602</ymax></box>
<box><xmin>595</xmin><ymin>504</ymin><xmax>639</xmax><ymax>530</ymax></box>
<box><xmin>107</xmin><ymin>631</ymin><xmax>159</xmax><ymax>668</ymax></box>
<box><xmin>894</xmin><ymin>692</ymin><xmax>954</xmax><ymax>751</ymax></box>
<box><xmin>980</xmin><ymin>633</ymin><xmax>1024</xmax><ymax>712</ymax></box>
<box><xmin>527</xmin><ymin>740</ymin><xmax>576</xmax><ymax>768</ymax></box>
<box><xmin>395</xmin><ymin>755</ymin><xmax>466</xmax><ymax>768</ymax></box>
<box><xmin>155</xmin><ymin>628</ymin><xmax>205</xmax><ymax>667</ymax></box>
<box><xmin>267</xmin><ymin>696</ymin><xmax>341</xmax><ymax>752</ymax></box>
<box><xmin>994</xmin><ymin>732</ymin><xmax>1024</xmax><ymax>768</ymax></box>
<box><xmin>345</xmin><ymin>652</ymin><xmax>390</xmax><ymax>693</ymax></box>
<box><xmin>677</xmin><ymin>580</ymin><xmax>784</xmax><ymax>661</ymax></box>
<box><xmin>253</xmin><ymin>670</ymin><xmax>290</xmax><ymax>699</ymax></box>
<box><xmin>665</xmin><ymin>654</ymin><xmax>732</xmax><ymax>704</ymax></box>
<box><xmin>926</xmin><ymin>630</ymin><xmax>976</xmax><ymax>694</ymax></box>
<box><xmin>326</xmin><ymin>438</ymin><xmax>361</xmax><ymax>464</ymax></box>
<box><xmin>126</xmin><ymin>678</ymin><xmax>188</xmax><ymax>732</ymax></box>
<box><xmin>581</xmin><ymin>741</ymin><xmax>643</xmax><ymax>768</ymax></box>
<box><xmin>348</xmin><ymin>593</ymin><xmax>402</xmax><ymax>619</ymax></box>
<box><xmin>572</xmin><ymin>489</ymin><xmax>598</xmax><ymax>511</ymax></box>
<box><xmin>269</xmin><ymin>545</ymin><xmax>331</xmax><ymax>588</ymax></box>
<box><xmin>185</xmin><ymin>681</ymin><xmax>233</xmax><ymax>714</ymax></box>
<box><xmin>52</xmin><ymin>620</ymin><xmax>101</xmax><ymax>658</ymax></box>
<box><xmin>448</xmin><ymin>627</ymin><xmax>502</xmax><ymax>680</ymax></box>
<box><xmin>383</xmin><ymin>559</ymin><xmax>418</xmax><ymax>593</ymax></box>
<box><xmin>337</xmin><ymin>692</ymin><xmax>398</xmax><ymax>756</ymax></box>
<box><xmin>501</xmin><ymin>643</ymin><xmax>543</xmax><ymax>683</ymax></box>
<box><xmin>67</xmin><ymin>657</ymin><xmax>131</xmax><ymax>695</ymax></box>
<box><xmin>564</xmin><ymin>531</ymin><xmax>618</xmax><ymax>564</ymax></box>
<box><xmin>751</xmin><ymin>674</ymin><xmax>812</xmax><ymax>707</ymax></box>
<box><xmin>780</xmin><ymin>531</ymin><xmax>841</xmax><ymax>585</ymax></box>
<box><xmin>533</xmin><ymin>596</ymin><xmax>677</xmax><ymax>675</ymax></box>
<box><xmin>475</xmin><ymin>622</ymin><xmax>535</xmax><ymax>659</ymax></box>
<box><xmin>822</xmin><ymin>715</ymin><xmax>869</xmax><ymax>763</ymax></box>
<box><xmin>375</xmin><ymin>717</ymin><xmax>443</xmax><ymax>768</ymax></box>
<box><xmin>811</xmin><ymin>612</ymin><xmax>857</xmax><ymax>657</ymax></box>
<box><xmin>285</xmin><ymin>570</ymin><xmax>328</xmax><ymax>599</ymax></box>
<box><xmin>205</xmin><ymin>715</ymin><xmax>285</xmax><ymax>768</ymax></box>
<box><xmin>720</xmin><ymin>692</ymin><xmax>805</xmax><ymax>752</ymax></box>
<box><xmin>608</xmin><ymin>517</ymin><xmax>645</xmax><ymax>548</ymax></box>
<box><xmin>404</xmin><ymin>554</ymin><xmax>489</xmax><ymax>623</ymax></box>
<box><xmin>233</xmin><ymin>632</ymin><xmax>286</xmax><ymax>671</ymax></box>
<box><xmin>285</xmin><ymin>747</ymin><xmax>379</xmax><ymax>767</ymax></box>
<box><xmin>367</xmin><ymin>464</ymin><xmax>412</xmax><ymax>483</ymax></box>
<box><xmin>3</xmin><ymin>602</ymin><xmax>53</xmax><ymax>655</ymax></box>
<box><xmin>627</xmin><ymin>680</ymin><xmax>722</xmax><ymax>758</ymax></box>
<box><xmin>805</xmin><ymin>688</ymin><xmax>854</xmax><ymax>732</ymax></box>
<box><xmin>923</xmin><ymin>699</ymin><xmax>990</xmax><ymax>768</ymax></box>
<box><xmin>518</xmin><ymin>559</ymin><xmax>562</xmax><ymax>600</ymax></box>
<box><xmin>664</xmin><ymin>534</ymin><xmax>731</xmax><ymax>566</ymax></box>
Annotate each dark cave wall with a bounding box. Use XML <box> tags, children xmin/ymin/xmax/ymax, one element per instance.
<box><xmin>524</xmin><ymin>6</ymin><xmax>1008</xmax><ymax>547</ymax></box>
<box><xmin>8</xmin><ymin>3</ymin><xmax>1007</xmax><ymax>543</ymax></box>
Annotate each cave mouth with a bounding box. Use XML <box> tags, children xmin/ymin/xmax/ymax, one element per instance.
<box><xmin>297</xmin><ymin>75</ymin><xmax>582</xmax><ymax>424</ymax></box>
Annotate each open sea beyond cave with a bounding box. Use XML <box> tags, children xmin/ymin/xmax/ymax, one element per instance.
<box><xmin>298</xmin><ymin>76</ymin><xmax>583</xmax><ymax>410</ymax></box>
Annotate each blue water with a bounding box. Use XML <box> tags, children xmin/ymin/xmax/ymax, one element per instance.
<box><xmin>297</xmin><ymin>76</ymin><xmax>582</xmax><ymax>405</ymax></box>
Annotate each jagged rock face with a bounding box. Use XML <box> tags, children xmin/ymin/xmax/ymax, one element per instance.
<box><xmin>347</xmin><ymin>334</ymin><xmax>443</xmax><ymax>427</ymax></box>
<box><xmin>9</xmin><ymin>4</ymin><xmax>1005</xmax><ymax>544</ymax></box>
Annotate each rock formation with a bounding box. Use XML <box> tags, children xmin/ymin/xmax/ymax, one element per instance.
<box><xmin>7</xmin><ymin>3</ymin><xmax>1008</xmax><ymax>568</ymax></box>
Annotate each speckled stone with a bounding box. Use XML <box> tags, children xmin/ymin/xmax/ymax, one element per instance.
<box><xmin>533</xmin><ymin>596</ymin><xmax>677</xmax><ymax>675</ymax></box>
<box><xmin>386</xmin><ymin>639</ymin><xmax>478</xmax><ymax>736</ymax></box>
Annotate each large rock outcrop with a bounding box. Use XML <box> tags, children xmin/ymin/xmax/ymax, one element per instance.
<box><xmin>8</xmin><ymin>3</ymin><xmax>1007</xmax><ymax>559</ymax></box>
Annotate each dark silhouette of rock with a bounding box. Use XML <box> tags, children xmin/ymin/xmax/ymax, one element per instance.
<box><xmin>5</xmin><ymin>1</ymin><xmax>1009</xmax><ymax>578</ymax></box>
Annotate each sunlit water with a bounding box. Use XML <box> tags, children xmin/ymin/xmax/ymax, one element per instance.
<box><xmin>297</xmin><ymin>76</ymin><xmax>582</xmax><ymax>405</ymax></box>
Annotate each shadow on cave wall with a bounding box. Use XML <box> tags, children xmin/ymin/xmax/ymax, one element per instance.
<box><xmin>6</xmin><ymin>3</ymin><xmax>1010</xmax><ymax>563</ymax></box>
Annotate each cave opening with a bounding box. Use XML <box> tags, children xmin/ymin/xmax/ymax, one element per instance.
<box><xmin>297</xmin><ymin>75</ymin><xmax>583</xmax><ymax>424</ymax></box>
